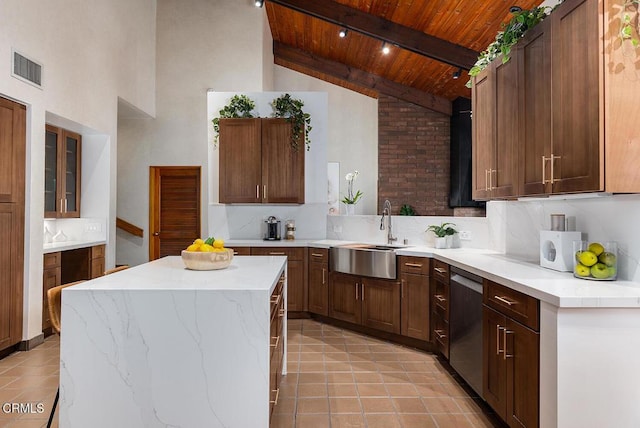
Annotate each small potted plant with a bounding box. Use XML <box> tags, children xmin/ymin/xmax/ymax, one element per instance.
<box><xmin>341</xmin><ymin>170</ymin><xmax>362</xmax><ymax>215</ymax></box>
<box><xmin>426</xmin><ymin>222</ymin><xmax>458</xmax><ymax>249</ymax></box>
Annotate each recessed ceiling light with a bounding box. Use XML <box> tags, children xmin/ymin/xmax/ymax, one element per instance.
<box><xmin>255</xmin><ymin>0</ymin><xmax>264</xmax><ymax>7</ymax></box>
<box><xmin>382</xmin><ymin>42</ymin><xmax>390</xmax><ymax>55</ymax></box>
<box><xmin>339</xmin><ymin>28</ymin><xmax>348</xmax><ymax>38</ymax></box>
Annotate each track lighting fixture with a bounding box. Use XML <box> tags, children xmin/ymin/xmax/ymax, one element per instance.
<box><xmin>509</xmin><ymin>5</ymin><xmax>522</xmax><ymax>13</ymax></box>
<box><xmin>339</xmin><ymin>28</ymin><xmax>348</xmax><ymax>38</ymax></box>
<box><xmin>255</xmin><ymin>0</ymin><xmax>264</xmax><ymax>8</ymax></box>
<box><xmin>453</xmin><ymin>68</ymin><xmax>462</xmax><ymax>79</ymax></box>
<box><xmin>381</xmin><ymin>42</ymin><xmax>390</xmax><ymax>55</ymax></box>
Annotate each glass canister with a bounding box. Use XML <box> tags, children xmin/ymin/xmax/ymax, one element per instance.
<box><xmin>285</xmin><ymin>219</ymin><xmax>296</xmax><ymax>240</ymax></box>
<box><xmin>573</xmin><ymin>240</ymin><xmax>617</xmax><ymax>280</ymax></box>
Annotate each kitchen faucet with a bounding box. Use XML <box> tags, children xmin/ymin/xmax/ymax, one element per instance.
<box><xmin>380</xmin><ymin>199</ymin><xmax>397</xmax><ymax>245</ymax></box>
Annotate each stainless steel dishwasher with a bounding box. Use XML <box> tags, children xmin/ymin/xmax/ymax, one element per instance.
<box><xmin>449</xmin><ymin>266</ymin><xmax>484</xmax><ymax>398</ymax></box>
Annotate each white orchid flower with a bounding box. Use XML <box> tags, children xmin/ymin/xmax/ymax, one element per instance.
<box><xmin>345</xmin><ymin>172</ymin><xmax>354</xmax><ymax>181</ymax></box>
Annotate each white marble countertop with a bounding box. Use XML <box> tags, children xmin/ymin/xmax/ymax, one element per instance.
<box><xmin>69</xmin><ymin>255</ymin><xmax>287</xmax><ymax>293</ymax></box>
<box><xmin>43</xmin><ymin>239</ymin><xmax>106</xmax><ymax>254</ymax></box>
<box><xmin>226</xmin><ymin>239</ymin><xmax>324</xmax><ymax>247</ymax></box>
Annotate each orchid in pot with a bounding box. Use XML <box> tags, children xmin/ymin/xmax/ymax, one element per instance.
<box><xmin>341</xmin><ymin>170</ymin><xmax>362</xmax><ymax>215</ymax></box>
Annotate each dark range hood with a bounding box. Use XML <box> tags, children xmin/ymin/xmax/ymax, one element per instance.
<box><xmin>449</xmin><ymin>97</ymin><xmax>485</xmax><ymax>209</ymax></box>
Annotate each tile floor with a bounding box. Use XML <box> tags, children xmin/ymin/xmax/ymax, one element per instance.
<box><xmin>273</xmin><ymin>319</ymin><xmax>502</xmax><ymax>428</ymax></box>
<box><xmin>0</xmin><ymin>319</ymin><xmax>501</xmax><ymax>428</ymax></box>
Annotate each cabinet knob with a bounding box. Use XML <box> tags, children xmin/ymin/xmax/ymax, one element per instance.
<box><xmin>153</xmin><ymin>232</ymin><xmax>160</xmax><ymax>236</ymax></box>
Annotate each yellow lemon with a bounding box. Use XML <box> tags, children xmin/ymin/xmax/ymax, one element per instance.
<box><xmin>213</xmin><ymin>239</ymin><xmax>224</xmax><ymax>249</ymax></box>
<box><xmin>588</xmin><ymin>242</ymin><xmax>604</xmax><ymax>257</ymax></box>
<box><xmin>578</xmin><ymin>250</ymin><xmax>598</xmax><ymax>267</ymax></box>
<box><xmin>194</xmin><ymin>238</ymin><xmax>204</xmax><ymax>245</ymax></box>
<box><xmin>186</xmin><ymin>243</ymin><xmax>200</xmax><ymax>252</ymax></box>
<box><xmin>201</xmin><ymin>244</ymin><xmax>215</xmax><ymax>252</ymax></box>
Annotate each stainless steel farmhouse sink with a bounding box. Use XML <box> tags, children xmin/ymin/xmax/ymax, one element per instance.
<box><xmin>330</xmin><ymin>243</ymin><xmax>404</xmax><ymax>279</ymax></box>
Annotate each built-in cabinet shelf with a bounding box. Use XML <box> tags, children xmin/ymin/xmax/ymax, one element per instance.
<box><xmin>45</xmin><ymin>124</ymin><xmax>81</xmax><ymax>218</ymax></box>
<box><xmin>430</xmin><ymin>259</ymin><xmax>450</xmax><ymax>359</ymax></box>
<box><xmin>472</xmin><ymin>0</ymin><xmax>640</xmax><ymax>200</ymax></box>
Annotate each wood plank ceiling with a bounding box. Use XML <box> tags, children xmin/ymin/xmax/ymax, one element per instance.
<box><xmin>266</xmin><ymin>0</ymin><xmax>542</xmax><ymax>114</ymax></box>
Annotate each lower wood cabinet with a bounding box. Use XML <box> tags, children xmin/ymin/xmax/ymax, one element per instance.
<box><xmin>308</xmin><ymin>249</ymin><xmax>329</xmax><ymax>316</ymax></box>
<box><xmin>269</xmin><ymin>274</ymin><xmax>285</xmax><ymax>424</ymax></box>
<box><xmin>42</xmin><ymin>252</ymin><xmax>61</xmax><ymax>333</ymax></box>
<box><xmin>431</xmin><ymin>259</ymin><xmax>450</xmax><ymax>359</ymax></box>
<box><xmin>399</xmin><ymin>256</ymin><xmax>431</xmax><ymax>341</ymax></box>
<box><xmin>483</xmin><ymin>280</ymin><xmax>540</xmax><ymax>428</ymax></box>
<box><xmin>251</xmin><ymin>247</ymin><xmax>306</xmax><ymax>312</ymax></box>
<box><xmin>329</xmin><ymin>272</ymin><xmax>401</xmax><ymax>334</ymax></box>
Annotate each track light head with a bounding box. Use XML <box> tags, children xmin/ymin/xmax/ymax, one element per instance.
<box><xmin>339</xmin><ymin>28</ymin><xmax>348</xmax><ymax>38</ymax></box>
<box><xmin>509</xmin><ymin>5</ymin><xmax>522</xmax><ymax>13</ymax></box>
<box><xmin>453</xmin><ymin>68</ymin><xmax>462</xmax><ymax>79</ymax></box>
<box><xmin>381</xmin><ymin>42</ymin><xmax>390</xmax><ymax>55</ymax></box>
<box><xmin>255</xmin><ymin>0</ymin><xmax>264</xmax><ymax>8</ymax></box>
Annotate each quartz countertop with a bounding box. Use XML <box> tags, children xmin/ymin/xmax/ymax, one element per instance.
<box><xmin>43</xmin><ymin>239</ymin><xmax>106</xmax><ymax>254</ymax></box>
<box><xmin>226</xmin><ymin>239</ymin><xmax>324</xmax><ymax>247</ymax></box>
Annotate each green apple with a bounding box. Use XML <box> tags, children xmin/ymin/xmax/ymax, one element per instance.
<box><xmin>574</xmin><ymin>263</ymin><xmax>591</xmax><ymax>277</ymax></box>
<box><xmin>590</xmin><ymin>263</ymin><xmax>611</xmax><ymax>279</ymax></box>
<box><xmin>598</xmin><ymin>251</ymin><xmax>617</xmax><ymax>267</ymax></box>
<box><xmin>578</xmin><ymin>250</ymin><xmax>598</xmax><ymax>267</ymax></box>
<box><xmin>608</xmin><ymin>266</ymin><xmax>617</xmax><ymax>278</ymax></box>
<box><xmin>588</xmin><ymin>242</ymin><xmax>605</xmax><ymax>257</ymax></box>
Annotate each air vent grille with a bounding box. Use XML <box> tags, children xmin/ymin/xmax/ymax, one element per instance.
<box><xmin>12</xmin><ymin>50</ymin><xmax>42</xmax><ymax>87</ymax></box>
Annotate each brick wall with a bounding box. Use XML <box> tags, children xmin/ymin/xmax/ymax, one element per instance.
<box><xmin>378</xmin><ymin>95</ymin><xmax>454</xmax><ymax>216</ymax></box>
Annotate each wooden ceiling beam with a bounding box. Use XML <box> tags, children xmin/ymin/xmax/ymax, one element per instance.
<box><xmin>267</xmin><ymin>0</ymin><xmax>478</xmax><ymax>70</ymax></box>
<box><xmin>274</xmin><ymin>41</ymin><xmax>452</xmax><ymax>116</ymax></box>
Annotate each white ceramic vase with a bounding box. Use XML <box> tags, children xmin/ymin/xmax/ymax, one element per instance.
<box><xmin>344</xmin><ymin>204</ymin><xmax>355</xmax><ymax>216</ymax></box>
<box><xmin>435</xmin><ymin>237</ymin><xmax>447</xmax><ymax>249</ymax></box>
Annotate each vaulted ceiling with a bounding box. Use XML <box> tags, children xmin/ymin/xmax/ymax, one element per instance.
<box><xmin>265</xmin><ymin>0</ymin><xmax>542</xmax><ymax>115</ymax></box>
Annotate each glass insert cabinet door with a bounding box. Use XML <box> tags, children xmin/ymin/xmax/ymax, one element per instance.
<box><xmin>44</xmin><ymin>124</ymin><xmax>81</xmax><ymax>218</ymax></box>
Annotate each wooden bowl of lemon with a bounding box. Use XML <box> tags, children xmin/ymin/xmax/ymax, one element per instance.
<box><xmin>181</xmin><ymin>238</ymin><xmax>233</xmax><ymax>270</ymax></box>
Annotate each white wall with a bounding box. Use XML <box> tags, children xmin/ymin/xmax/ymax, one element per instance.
<box><xmin>117</xmin><ymin>0</ymin><xmax>272</xmax><ymax>266</ymax></box>
<box><xmin>0</xmin><ymin>0</ymin><xmax>156</xmax><ymax>341</ymax></box>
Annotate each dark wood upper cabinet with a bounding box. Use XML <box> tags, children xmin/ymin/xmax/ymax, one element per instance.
<box><xmin>219</xmin><ymin>118</ymin><xmax>304</xmax><ymax>204</ymax></box>
<box><xmin>45</xmin><ymin>124</ymin><xmax>81</xmax><ymax>218</ymax></box>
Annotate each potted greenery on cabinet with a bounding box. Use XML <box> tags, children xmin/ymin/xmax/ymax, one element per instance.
<box><xmin>426</xmin><ymin>222</ymin><xmax>458</xmax><ymax>249</ymax></box>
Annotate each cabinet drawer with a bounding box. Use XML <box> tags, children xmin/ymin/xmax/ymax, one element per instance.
<box><xmin>432</xmin><ymin>260</ymin><xmax>450</xmax><ymax>284</ymax></box>
<box><xmin>308</xmin><ymin>248</ymin><xmax>329</xmax><ymax>264</ymax></box>
<box><xmin>91</xmin><ymin>244</ymin><xmax>105</xmax><ymax>259</ymax></box>
<box><xmin>252</xmin><ymin>246</ymin><xmax>304</xmax><ymax>261</ymax></box>
<box><xmin>230</xmin><ymin>246</ymin><xmax>251</xmax><ymax>256</ymax></box>
<box><xmin>432</xmin><ymin>279</ymin><xmax>449</xmax><ymax>317</ymax></box>
<box><xmin>44</xmin><ymin>252</ymin><xmax>61</xmax><ymax>269</ymax></box>
<box><xmin>432</xmin><ymin>310</ymin><xmax>449</xmax><ymax>359</ymax></box>
<box><xmin>484</xmin><ymin>280</ymin><xmax>539</xmax><ymax>331</ymax></box>
<box><xmin>398</xmin><ymin>256</ymin><xmax>430</xmax><ymax>275</ymax></box>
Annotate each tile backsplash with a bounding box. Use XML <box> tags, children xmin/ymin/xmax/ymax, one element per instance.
<box><xmin>43</xmin><ymin>218</ymin><xmax>106</xmax><ymax>244</ymax></box>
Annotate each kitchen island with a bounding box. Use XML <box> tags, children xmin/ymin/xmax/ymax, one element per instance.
<box><xmin>59</xmin><ymin>255</ymin><xmax>287</xmax><ymax>428</ymax></box>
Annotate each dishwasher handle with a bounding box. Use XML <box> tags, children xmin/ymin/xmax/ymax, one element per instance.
<box><xmin>450</xmin><ymin>273</ymin><xmax>483</xmax><ymax>294</ymax></box>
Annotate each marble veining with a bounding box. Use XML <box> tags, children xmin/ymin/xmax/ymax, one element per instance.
<box><xmin>60</xmin><ymin>256</ymin><xmax>286</xmax><ymax>428</ymax></box>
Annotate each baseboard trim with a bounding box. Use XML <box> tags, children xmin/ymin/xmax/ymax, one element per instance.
<box><xmin>18</xmin><ymin>333</ymin><xmax>45</xmax><ymax>351</ymax></box>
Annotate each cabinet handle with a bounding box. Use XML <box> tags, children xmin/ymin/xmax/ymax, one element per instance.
<box><xmin>361</xmin><ymin>283</ymin><xmax>365</xmax><ymax>301</ymax></box>
<box><xmin>494</xmin><ymin>295</ymin><xmax>517</xmax><ymax>306</ymax></box>
<box><xmin>496</xmin><ymin>325</ymin><xmax>504</xmax><ymax>355</ymax></box>
<box><xmin>269</xmin><ymin>252</ymin><xmax>286</xmax><ymax>255</ymax></box>
<box><xmin>542</xmin><ymin>156</ymin><xmax>549</xmax><ymax>184</ymax></box>
<box><xmin>256</xmin><ymin>185</ymin><xmax>260</xmax><ymax>199</ymax></box>
<box><xmin>270</xmin><ymin>335</ymin><xmax>280</xmax><ymax>348</ymax></box>
<box><xmin>279</xmin><ymin>308</ymin><xmax>285</xmax><ymax>318</ymax></box>
<box><xmin>434</xmin><ymin>294</ymin><xmax>446</xmax><ymax>302</ymax></box>
<box><xmin>355</xmin><ymin>283</ymin><xmax>359</xmax><ymax>300</ymax></box>
<box><xmin>65</xmin><ymin>198</ymin><xmax>68</xmax><ymax>212</ymax></box>
<box><xmin>311</xmin><ymin>253</ymin><xmax>323</xmax><ymax>258</ymax></box>
<box><xmin>434</xmin><ymin>267</ymin><xmax>447</xmax><ymax>274</ymax></box>
<box><xmin>490</xmin><ymin>169</ymin><xmax>496</xmax><ymax>190</ymax></box>
<box><xmin>271</xmin><ymin>294</ymin><xmax>281</xmax><ymax>306</ymax></box>
<box><xmin>322</xmin><ymin>268</ymin><xmax>326</xmax><ymax>285</ymax></box>
<box><xmin>434</xmin><ymin>329</ymin><xmax>447</xmax><ymax>340</ymax></box>
<box><xmin>270</xmin><ymin>388</ymin><xmax>280</xmax><ymax>405</ymax></box>
<box><xmin>60</xmin><ymin>199</ymin><xmax>63</xmax><ymax>212</ymax></box>
<box><xmin>404</xmin><ymin>262</ymin><xmax>423</xmax><ymax>268</ymax></box>
<box><xmin>485</xmin><ymin>169</ymin><xmax>489</xmax><ymax>191</ymax></box>
<box><xmin>401</xmin><ymin>279</ymin><xmax>404</xmax><ymax>298</ymax></box>
<box><xmin>504</xmin><ymin>329</ymin><xmax>513</xmax><ymax>359</ymax></box>
<box><xmin>551</xmin><ymin>154</ymin><xmax>561</xmax><ymax>184</ymax></box>
<box><xmin>263</xmin><ymin>185</ymin><xmax>267</xmax><ymax>200</ymax></box>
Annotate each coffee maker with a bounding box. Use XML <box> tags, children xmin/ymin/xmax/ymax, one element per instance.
<box><xmin>264</xmin><ymin>216</ymin><xmax>281</xmax><ymax>241</ymax></box>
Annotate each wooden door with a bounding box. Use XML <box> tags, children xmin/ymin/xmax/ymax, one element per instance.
<box><xmin>149</xmin><ymin>166</ymin><xmax>201</xmax><ymax>260</ymax></box>
<box><xmin>0</xmin><ymin>97</ymin><xmax>25</xmax><ymax>352</ymax></box>
<box><xmin>261</xmin><ymin>118</ymin><xmax>305</xmax><ymax>204</ymax></box>
<box><xmin>471</xmin><ymin>67</ymin><xmax>494</xmax><ymax>200</ymax></box>
<box><xmin>551</xmin><ymin>0</ymin><xmax>601</xmax><ymax>193</ymax></box>
<box><xmin>492</xmin><ymin>58</ymin><xmax>518</xmax><ymax>198</ymax></box>
<box><xmin>506</xmin><ymin>319</ymin><xmax>540</xmax><ymax>428</ymax></box>
<box><xmin>400</xmin><ymin>272</ymin><xmax>430</xmax><ymax>341</ymax></box>
<box><xmin>308</xmin><ymin>260</ymin><xmax>328</xmax><ymax>316</ymax></box>
<box><xmin>218</xmin><ymin>118</ymin><xmax>262</xmax><ymax>203</ymax></box>
<box><xmin>517</xmin><ymin>19</ymin><xmax>552</xmax><ymax>196</ymax></box>
<box><xmin>483</xmin><ymin>305</ymin><xmax>507</xmax><ymax>420</ymax></box>
<box><xmin>328</xmin><ymin>272</ymin><xmax>361</xmax><ymax>325</ymax></box>
<box><xmin>361</xmin><ymin>278</ymin><xmax>401</xmax><ymax>334</ymax></box>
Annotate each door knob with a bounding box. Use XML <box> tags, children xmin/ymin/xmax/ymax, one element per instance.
<box><xmin>153</xmin><ymin>232</ymin><xmax>160</xmax><ymax>236</ymax></box>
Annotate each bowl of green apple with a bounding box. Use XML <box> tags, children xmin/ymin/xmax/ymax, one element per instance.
<box><xmin>573</xmin><ymin>241</ymin><xmax>617</xmax><ymax>280</ymax></box>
